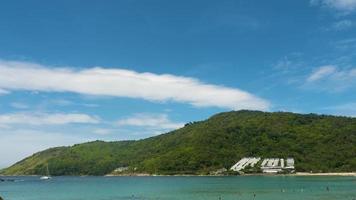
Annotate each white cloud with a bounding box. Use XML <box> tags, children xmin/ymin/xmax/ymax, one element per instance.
<box><xmin>311</xmin><ymin>0</ymin><xmax>356</xmax><ymax>13</ymax></box>
<box><xmin>307</xmin><ymin>65</ymin><xmax>337</xmax><ymax>82</ymax></box>
<box><xmin>0</xmin><ymin>112</ymin><xmax>100</xmax><ymax>168</ymax></box>
<box><xmin>117</xmin><ymin>113</ymin><xmax>184</xmax><ymax>131</ymax></box>
<box><xmin>0</xmin><ymin>112</ymin><xmax>99</xmax><ymax>126</ymax></box>
<box><xmin>0</xmin><ymin>129</ymin><xmax>89</xmax><ymax>168</ymax></box>
<box><xmin>0</xmin><ymin>60</ymin><xmax>270</xmax><ymax>111</ymax></box>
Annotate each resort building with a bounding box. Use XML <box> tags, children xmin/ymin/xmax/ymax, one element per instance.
<box><xmin>230</xmin><ymin>157</ymin><xmax>261</xmax><ymax>172</ymax></box>
<box><xmin>113</xmin><ymin>167</ymin><xmax>129</xmax><ymax>173</ymax></box>
<box><xmin>231</xmin><ymin>157</ymin><xmax>295</xmax><ymax>174</ymax></box>
<box><xmin>285</xmin><ymin>158</ymin><xmax>295</xmax><ymax>169</ymax></box>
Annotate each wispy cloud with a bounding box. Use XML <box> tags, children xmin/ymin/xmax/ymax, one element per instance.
<box><xmin>47</xmin><ymin>99</ymin><xmax>99</xmax><ymax>108</ymax></box>
<box><xmin>273</xmin><ymin>53</ymin><xmax>305</xmax><ymax>74</ymax></box>
<box><xmin>0</xmin><ymin>60</ymin><xmax>270</xmax><ymax>111</ymax></box>
<box><xmin>0</xmin><ymin>88</ymin><xmax>9</xmax><ymax>95</ymax></box>
<box><xmin>50</xmin><ymin>99</ymin><xmax>74</xmax><ymax>106</ymax></box>
<box><xmin>307</xmin><ymin>65</ymin><xmax>337</xmax><ymax>82</ymax></box>
<box><xmin>330</xmin><ymin>20</ymin><xmax>355</xmax><ymax>30</ymax></box>
<box><xmin>322</xmin><ymin>102</ymin><xmax>356</xmax><ymax>117</ymax></box>
<box><xmin>305</xmin><ymin>65</ymin><xmax>356</xmax><ymax>91</ymax></box>
<box><xmin>93</xmin><ymin>128</ymin><xmax>114</xmax><ymax>135</ymax></box>
<box><xmin>332</xmin><ymin>38</ymin><xmax>356</xmax><ymax>50</ymax></box>
<box><xmin>0</xmin><ymin>112</ymin><xmax>99</xmax><ymax>126</ymax></box>
<box><xmin>117</xmin><ymin>113</ymin><xmax>184</xmax><ymax>134</ymax></box>
<box><xmin>311</xmin><ymin>0</ymin><xmax>356</xmax><ymax>13</ymax></box>
<box><xmin>10</xmin><ymin>102</ymin><xmax>29</xmax><ymax>109</ymax></box>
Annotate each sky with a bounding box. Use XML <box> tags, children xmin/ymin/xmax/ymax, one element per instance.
<box><xmin>1</xmin><ymin>0</ymin><xmax>356</xmax><ymax>168</ymax></box>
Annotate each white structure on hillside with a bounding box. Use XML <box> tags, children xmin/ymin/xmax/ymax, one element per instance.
<box><xmin>230</xmin><ymin>157</ymin><xmax>261</xmax><ymax>171</ymax></box>
<box><xmin>280</xmin><ymin>158</ymin><xmax>285</xmax><ymax>168</ymax></box>
<box><xmin>231</xmin><ymin>157</ymin><xmax>295</xmax><ymax>174</ymax></box>
<box><xmin>285</xmin><ymin>158</ymin><xmax>295</xmax><ymax>169</ymax></box>
<box><xmin>113</xmin><ymin>167</ymin><xmax>129</xmax><ymax>173</ymax></box>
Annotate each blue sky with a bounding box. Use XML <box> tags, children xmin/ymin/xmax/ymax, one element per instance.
<box><xmin>1</xmin><ymin>0</ymin><xmax>356</xmax><ymax>167</ymax></box>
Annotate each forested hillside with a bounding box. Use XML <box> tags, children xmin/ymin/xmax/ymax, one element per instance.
<box><xmin>2</xmin><ymin>110</ymin><xmax>355</xmax><ymax>175</ymax></box>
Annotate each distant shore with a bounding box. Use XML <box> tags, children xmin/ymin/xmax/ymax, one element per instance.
<box><xmin>105</xmin><ymin>172</ymin><xmax>356</xmax><ymax>177</ymax></box>
<box><xmin>2</xmin><ymin>172</ymin><xmax>356</xmax><ymax>177</ymax></box>
<box><xmin>293</xmin><ymin>172</ymin><xmax>356</xmax><ymax>176</ymax></box>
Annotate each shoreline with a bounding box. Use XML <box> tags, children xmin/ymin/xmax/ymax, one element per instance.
<box><xmin>105</xmin><ymin>172</ymin><xmax>356</xmax><ymax>177</ymax></box>
<box><xmin>293</xmin><ymin>172</ymin><xmax>356</xmax><ymax>177</ymax></box>
<box><xmin>2</xmin><ymin>172</ymin><xmax>355</xmax><ymax>177</ymax></box>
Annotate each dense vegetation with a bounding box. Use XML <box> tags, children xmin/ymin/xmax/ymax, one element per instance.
<box><xmin>1</xmin><ymin>110</ymin><xmax>355</xmax><ymax>175</ymax></box>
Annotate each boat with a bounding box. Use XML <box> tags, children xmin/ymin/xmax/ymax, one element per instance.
<box><xmin>40</xmin><ymin>164</ymin><xmax>51</xmax><ymax>180</ymax></box>
<box><xmin>40</xmin><ymin>176</ymin><xmax>51</xmax><ymax>180</ymax></box>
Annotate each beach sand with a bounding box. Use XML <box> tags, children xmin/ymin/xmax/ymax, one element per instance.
<box><xmin>294</xmin><ymin>172</ymin><xmax>356</xmax><ymax>176</ymax></box>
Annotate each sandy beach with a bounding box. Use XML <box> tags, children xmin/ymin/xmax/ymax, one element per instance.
<box><xmin>294</xmin><ymin>172</ymin><xmax>356</xmax><ymax>176</ymax></box>
<box><xmin>105</xmin><ymin>172</ymin><xmax>356</xmax><ymax>177</ymax></box>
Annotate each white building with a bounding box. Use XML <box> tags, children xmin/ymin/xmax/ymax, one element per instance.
<box><xmin>286</xmin><ymin>158</ymin><xmax>295</xmax><ymax>169</ymax></box>
<box><xmin>280</xmin><ymin>159</ymin><xmax>285</xmax><ymax>168</ymax></box>
<box><xmin>231</xmin><ymin>157</ymin><xmax>295</xmax><ymax>174</ymax></box>
<box><xmin>230</xmin><ymin>157</ymin><xmax>261</xmax><ymax>172</ymax></box>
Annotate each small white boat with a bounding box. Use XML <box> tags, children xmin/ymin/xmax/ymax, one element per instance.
<box><xmin>40</xmin><ymin>176</ymin><xmax>51</xmax><ymax>180</ymax></box>
<box><xmin>40</xmin><ymin>164</ymin><xmax>51</xmax><ymax>180</ymax></box>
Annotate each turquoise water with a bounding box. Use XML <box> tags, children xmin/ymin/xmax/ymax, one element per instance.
<box><xmin>0</xmin><ymin>176</ymin><xmax>355</xmax><ymax>200</ymax></box>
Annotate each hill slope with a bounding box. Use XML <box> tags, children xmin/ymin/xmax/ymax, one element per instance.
<box><xmin>1</xmin><ymin>110</ymin><xmax>356</xmax><ymax>175</ymax></box>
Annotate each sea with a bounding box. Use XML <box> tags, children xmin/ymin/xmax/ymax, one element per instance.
<box><xmin>0</xmin><ymin>176</ymin><xmax>355</xmax><ymax>200</ymax></box>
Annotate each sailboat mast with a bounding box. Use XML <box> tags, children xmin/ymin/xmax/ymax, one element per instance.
<box><xmin>46</xmin><ymin>163</ymin><xmax>50</xmax><ymax>176</ymax></box>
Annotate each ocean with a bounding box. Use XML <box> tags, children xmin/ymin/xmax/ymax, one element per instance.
<box><xmin>0</xmin><ymin>176</ymin><xmax>355</xmax><ymax>200</ymax></box>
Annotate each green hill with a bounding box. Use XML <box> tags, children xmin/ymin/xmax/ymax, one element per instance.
<box><xmin>1</xmin><ymin>110</ymin><xmax>356</xmax><ymax>175</ymax></box>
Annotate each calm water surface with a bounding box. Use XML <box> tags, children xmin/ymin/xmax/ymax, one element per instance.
<box><xmin>0</xmin><ymin>176</ymin><xmax>355</xmax><ymax>200</ymax></box>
